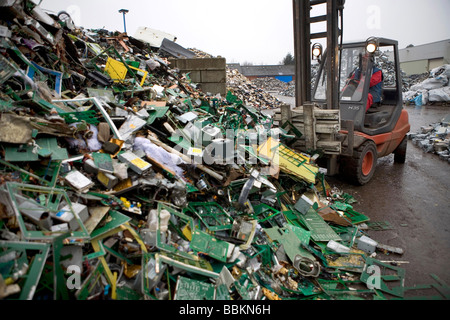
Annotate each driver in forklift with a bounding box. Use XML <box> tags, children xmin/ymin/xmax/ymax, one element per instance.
<box><xmin>365</xmin><ymin>65</ymin><xmax>383</xmax><ymax>111</ymax></box>
<box><xmin>345</xmin><ymin>59</ymin><xmax>383</xmax><ymax>112</ymax></box>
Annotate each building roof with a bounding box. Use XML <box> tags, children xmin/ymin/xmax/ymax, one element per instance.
<box><xmin>228</xmin><ymin>64</ymin><xmax>295</xmax><ymax>77</ymax></box>
<box><xmin>398</xmin><ymin>39</ymin><xmax>450</xmax><ymax>63</ymax></box>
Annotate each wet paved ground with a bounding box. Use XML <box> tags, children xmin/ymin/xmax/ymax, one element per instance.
<box><xmin>274</xmin><ymin>95</ymin><xmax>450</xmax><ymax>295</ymax></box>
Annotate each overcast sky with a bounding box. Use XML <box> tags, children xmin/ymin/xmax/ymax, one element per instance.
<box><xmin>39</xmin><ymin>0</ymin><xmax>450</xmax><ymax>65</ymax></box>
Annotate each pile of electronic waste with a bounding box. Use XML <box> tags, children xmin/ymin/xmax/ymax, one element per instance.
<box><xmin>1</xmin><ymin>0</ymin><xmax>447</xmax><ymax>301</ymax></box>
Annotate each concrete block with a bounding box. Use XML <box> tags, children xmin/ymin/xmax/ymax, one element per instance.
<box><xmin>188</xmin><ymin>71</ymin><xmax>202</xmax><ymax>83</ymax></box>
<box><xmin>170</xmin><ymin>57</ymin><xmax>226</xmax><ymax>71</ymax></box>
<box><xmin>200</xmin><ymin>83</ymin><xmax>226</xmax><ymax>95</ymax></box>
<box><xmin>200</xmin><ymin>70</ymin><xmax>226</xmax><ymax>83</ymax></box>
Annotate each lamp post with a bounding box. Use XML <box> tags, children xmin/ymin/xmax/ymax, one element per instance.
<box><xmin>119</xmin><ymin>9</ymin><xmax>129</xmax><ymax>33</ymax></box>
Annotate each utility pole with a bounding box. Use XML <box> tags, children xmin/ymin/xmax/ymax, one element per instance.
<box><xmin>119</xmin><ymin>9</ymin><xmax>129</xmax><ymax>33</ymax></box>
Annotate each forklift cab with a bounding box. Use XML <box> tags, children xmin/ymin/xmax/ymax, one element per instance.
<box><xmin>310</xmin><ymin>37</ymin><xmax>410</xmax><ymax>185</ymax></box>
<box><xmin>312</xmin><ymin>38</ymin><xmax>404</xmax><ymax>136</ymax></box>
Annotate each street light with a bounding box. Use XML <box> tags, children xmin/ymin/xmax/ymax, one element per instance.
<box><xmin>119</xmin><ymin>9</ymin><xmax>129</xmax><ymax>33</ymax></box>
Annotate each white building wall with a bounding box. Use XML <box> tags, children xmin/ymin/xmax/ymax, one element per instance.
<box><xmin>396</xmin><ymin>39</ymin><xmax>450</xmax><ymax>75</ymax></box>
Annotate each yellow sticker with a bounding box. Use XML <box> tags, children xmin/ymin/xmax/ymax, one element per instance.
<box><xmin>97</xmin><ymin>172</ymin><xmax>109</xmax><ymax>186</ymax></box>
<box><xmin>131</xmin><ymin>157</ymin><xmax>149</xmax><ymax>169</ymax></box>
<box><xmin>104</xmin><ymin>57</ymin><xmax>128</xmax><ymax>81</ymax></box>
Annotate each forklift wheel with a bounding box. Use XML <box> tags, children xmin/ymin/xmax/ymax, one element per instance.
<box><xmin>394</xmin><ymin>136</ymin><xmax>407</xmax><ymax>163</ymax></box>
<box><xmin>341</xmin><ymin>140</ymin><xmax>378</xmax><ymax>185</ymax></box>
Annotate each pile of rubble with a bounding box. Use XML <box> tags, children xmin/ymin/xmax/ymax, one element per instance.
<box><xmin>409</xmin><ymin>114</ymin><xmax>450</xmax><ymax>162</ymax></box>
<box><xmin>403</xmin><ymin>64</ymin><xmax>450</xmax><ymax>106</ymax></box>
<box><xmin>187</xmin><ymin>48</ymin><xmax>285</xmax><ymax>110</ymax></box>
<box><xmin>277</xmin><ymin>64</ymin><xmax>320</xmax><ymax>97</ymax></box>
<box><xmin>279</xmin><ymin>80</ymin><xmax>295</xmax><ymax>97</ymax></box>
<box><xmin>188</xmin><ymin>48</ymin><xmax>214</xmax><ymax>59</ymax></box>
<box><xmin>226</xmin><ymin>68</ymin><xmax>285</xmax><ymax>110</ymax></box>
<box><xmin>251</xmin><ymin>77</ymin><xmax>289</xmax><ymax>93</ymax></box>
<box><xmin>1</xmin><ymin>0</ymin><xmax>446</xmax><ymax>302</ymax></box>
<box><xmin>402</xmin><ymin>72</ymin><xmax>429</xmax><ymax>92</ymax></box>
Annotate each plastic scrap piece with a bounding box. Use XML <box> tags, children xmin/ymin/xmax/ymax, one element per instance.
<box><xmin>257</xmin><ymin>137</ymin><xmax>319</xmax><ymax>184</ymax></box>
<box><xmin>361</xmin><ymin>257</ymin><xmax>406</xmax><ymax>298</ymax></box>
<box><xmin>117</xmin><ymin>151</ymin><xmax>152</xmax><ymax>175</ymax></box>
<box><xmin>105</xmin><ymin>57</ymin><xmax>128</xmax><ymax>82</ymax></box>
<box><xmin>64</xmin><ymin>169</ymin><xmax>95</xmax><ymax>193</ymax></box>
<box><xmin>0</xmin><ymin>241</ymin><xmax>50</xmax><ymax>300</ymax></box>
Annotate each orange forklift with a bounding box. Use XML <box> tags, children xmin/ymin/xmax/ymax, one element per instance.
<box><xmin>289</xmin><ymin>0</ymin><xmax>410</xmax><ymax>185</ymax></box>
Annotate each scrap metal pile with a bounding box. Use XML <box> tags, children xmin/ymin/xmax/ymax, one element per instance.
<box><xmin>274</xmin><ymin>64</ymin><xmax>320</xmax><ymax>98</ymax></box>
<box><xmin>1</xmin><ymin>0</ymin><xmax>444</xmax><ymax>301</ymax></box>
<box><xmin>251</xmin><ymin>77</ymin><xmax>289</xmax><ymax>93</ymax></box>
<box><xmin>409</xmin><ymin>114</ymin><xmax>450</xmax><ymax>162</ymax></box>
<box><xmin>227</xmin><ymin>68</ymin><xmax>285</xmax><ymax>110</ymax></box>
<box><xmin>187</xmin><ymin>48</ymin><xmax>285</xmax><ymax>110</ymax></box>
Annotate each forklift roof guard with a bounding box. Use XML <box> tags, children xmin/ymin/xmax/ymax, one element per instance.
<box><xmin>311</xmin><ymin>38</ymin><xmax>404</xmax><ymax>135</ymax></box>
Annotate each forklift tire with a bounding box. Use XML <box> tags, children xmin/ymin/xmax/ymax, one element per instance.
<box><xmin>394</xmin><ymin>136</ymin><xmax>407</xmax><ymax>164</ymax></box>
<box><xmin>340</xmin><ymin>140</ymin><xmax>378</xmax><ymax>185</ymax></box>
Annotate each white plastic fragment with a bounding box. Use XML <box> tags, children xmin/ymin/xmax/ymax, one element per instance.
<box><xmin>357</xmin><ymin>235</ymin><xmax>378</xmax><ymax>254</ymax></box>
<box><xmin>326</xmin><ymin>240</ymin><xmax>351</xmax><ymax>253</ymax></box>
<box><xmin>133</xmin><ymin>136</ymin><xmax>185</xmax><ymax>177</ymax></box>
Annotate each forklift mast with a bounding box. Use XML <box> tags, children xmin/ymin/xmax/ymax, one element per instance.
<box><xmin>288</xmin><ymin>0</ymin><xmax>410</xmax><ymax>184</ymax></box>
<box><xmin>289</xmin><ymin>0</ymin><xmax>346</xmax><ymax>174</ymax></box>
<box><xmin>293</xmin><ymin>0</ymin><xmax>344</xmax><ymax>110</ymax></box>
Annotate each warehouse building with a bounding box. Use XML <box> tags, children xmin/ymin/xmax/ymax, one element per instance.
<box><xmin>397</xmin><ymin>39</ymin><xmax>450</xmax><ymax>75</ymax></box>
<box><xmin>229</xmin><ymin>39</ymin><xmax>450</xmax><ymax>79</ymax></box>
<box><xmin>227</xmin><ymin>63</ymin><xmax>295</xmax><ymax>82</ymax></box>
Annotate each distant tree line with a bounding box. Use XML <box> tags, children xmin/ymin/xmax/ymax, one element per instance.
<box><xmin>240</xmin><ymin>53</ymin><xmax>295</xmax><ymax>66</ymax></box>
<box><xmin>281</xmin><ymin>53</ymin><xmax>295</xmax><ymax>65</ymax></box>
